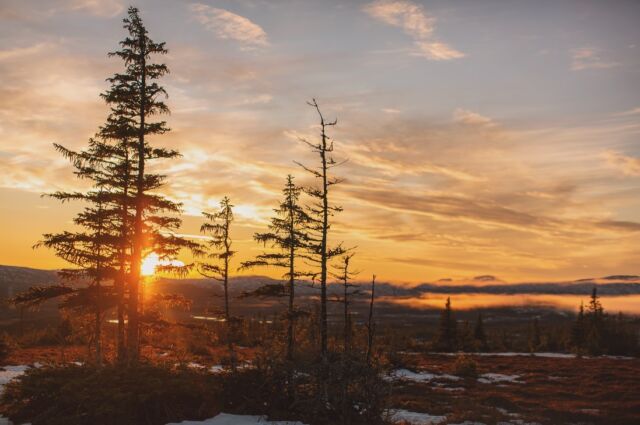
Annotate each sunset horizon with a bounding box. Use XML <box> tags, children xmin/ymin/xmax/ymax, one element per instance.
<box><xmin>2</xmin><ymin>0</ymin><xmax>640</xmax><ymax>285</ymax></box>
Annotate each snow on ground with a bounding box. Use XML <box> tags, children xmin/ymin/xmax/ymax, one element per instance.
<box><xmin>0</xmin><ymin>365</ymin><xmax>32</xmax><ymax>425</ymax></box>
<box><xmin>185</xmin><ymin>363</ymin><xmax>248</xmax><ymax>374</ymax></box>
<box><xmin>386</xmin><ymin>369</ymin><xmax>460</xmax><ymax>383</ymax></box>
<box><xmin>440</xmin><ymin>386</ymin><xmax>465</xmax><ymax>392</ymax></box>
<box><xmin>437</xmin><ymin>352</ymin><xmax>634</xmax><ymax>360</ymax></box>
<box><xmin>0</xmin><ymin>365</ymin><xmax>29</xmax><ymax>390</ymax></box>
<box><xmin>388</xmin><ymin>409</ymin><xmax>446</xmax><ymax>425</ymax></box>
<box><xmin>166</xmin><ymin>413</ymin><xmax>306</xmax><ymax>425</ymax></box>
<box><xmin>477</xmin><ymin>373</ymin><xmax>522</xmax><ymax>384</ymax></box>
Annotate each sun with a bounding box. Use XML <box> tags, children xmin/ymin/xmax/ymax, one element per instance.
<box><xmin>141</xmin><ymin>252</ymin><xmax>186</xmax><ymax>276</ymax></box>
<box><xmin>141</xmin><ymin>253</ymin><xmax>160</xmax><ymax>276</ymax></box>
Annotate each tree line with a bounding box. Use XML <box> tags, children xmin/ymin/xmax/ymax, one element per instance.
<box><xmin>429</xmin><ymin>289</ymin><xmax>638</xmax><ymax>356</ymax></box>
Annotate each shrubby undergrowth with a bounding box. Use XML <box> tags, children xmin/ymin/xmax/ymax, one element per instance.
<box><xmin>0</xmin><ymin>363</ymin><xmax>220</xmax><ymax>425</ymax></box>
<box><xmin>0</xmin><ymin>352</ymin><xmax>390</xmax><ymax>425</ymax></box>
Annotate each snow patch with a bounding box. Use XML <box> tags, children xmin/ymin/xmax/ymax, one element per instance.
<box><xmin>166</xmin><ymin>413</ymin><xmax>306</xmax><ymax>424</ymax></box>
<box><xmin>0</xmin><ymin>365</ymin><xmax>31</xmax><ymax>425</ymax></box>
<box><xmin>389</xmin><ymin>409</ymin><xmax>446</xmax><ymax>425</ymax></box>
<box><xmin>478</xmin><ymin>373</ymin><xmax>521</xmax><ymax>384</ymax></box>
<box><xmin>387</xmin><ymin>369</ymin><xmax>460</xmax><ymax>383</ymax></box>
<box><xmin>0</xmin><ymin>365</ymin><xmax>29</xmax><ymax>391</ymax></box>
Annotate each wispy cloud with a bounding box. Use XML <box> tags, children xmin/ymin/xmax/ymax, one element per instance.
<box><xmin>453</xmin><ymin>108</ymin><xmax>496</xmax><ymax>128</ymax></box>
<box><xmin>603</xmin><ymin>150</ymin><xmax>640</xmax><ymax>176</ymax></box>
<box><xmin>363</xmin><ymin>0</ymin><xmax>464</xmax><ymax>60</ymax></box>
<box><xmin>570</xmin><ymin>47</ymin><xmax>619</xmax><ymax>71</ymax></box>
<box><xmin>69</xmin><ymin>0</ymin><xmax>124</xmax><ymax>17</ymax></box>
<box><xmin>0</xmin><ymin>42</ymin><xmax>52</xmax><ymax>61</ymax></box>
<box><xmin>616</xmin><ymin>107</ymin><xmax>640</xmax><ymax>116</ymax></box>
<box><xmin>189</xmin><ymin>3</ymin><xmax>268</xmax><ymax>49</ymax></box>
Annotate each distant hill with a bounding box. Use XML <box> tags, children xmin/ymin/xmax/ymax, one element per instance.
<box><xmin>0</xmin><ymin>265</ymin><xmax>59</xmax><ymax>299</ymax></box>
<box><xmin>1</xmin><ymin>265</ymin><xmax>640</xmax><ymax>301</ymax></box>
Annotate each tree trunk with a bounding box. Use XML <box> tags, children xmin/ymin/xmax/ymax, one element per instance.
<box><xmin>116</xmin><ymin>271</ymin><xmax>126</xmax><ymax>362</ymax></box>
<box><xmin>319</xmin><ymin>127</ymin><xmax>329</xmax><ymax>362</ymax></box>
<box><xmin>366</xmin><ymin>275</ymin><xmax>376</xmax><ymax>365</ymax></box>
<box><xmin>128</xmin><ymin>36</ymin><xmax>147</xmax><ymax>363</ymax></box>
<box><xmin>95</xmin><ymin>279</ymin><xmax>103</xmax><ymax>367</ymax></box>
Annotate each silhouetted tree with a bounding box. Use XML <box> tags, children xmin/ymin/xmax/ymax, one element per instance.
<box><xmin>52</xmin><ymin>116</ymin><xmax>137</xmax><ymax>362</ymax></box>
<box><xmin>240</xmin><ymin>175</ymin><xmax>311</xmax><ymax>362</ymax></box>
<box><xmin>474</xmin><ymin>313</ymin><xmax>489</xmax><ymax>351</ymax></box>
<box><xmin>528</xmin><ymin>318</ymin><xmax>541</xmax><ymax>352</ymax></box>
<box><xmin>434</xmin><ymin>297</ymin><xmax>457</xmax><ymax>352</ymax></box>
<box><xmin>103</xmin><ymin>6</ymin><xmax>192</xmax><ymax>362</ymax></box>
<box><xmin>366</xmin><ymin>274</ymin><xmax>377</xmax><ymax>365</ymax></box>
<box><xmin>570</xmin><ymin>302</ymin><xmax>586</xmax><ymax>354</ymax></box>
<box><xmin>295</xmin><ymin>99</ymin><xmax>346</xmax><ymax>362</ymax></box>
<box><xmin>331</xmin><ymin>253</ymin><xmax>359</xmax><ymax>355</ymax></box>
<box><xmin>34</xmin><ymin>141</ymin><xmax>121</xmax><ymax>366</ymax></box>
<box><xmin>199</xmin><ymin>196</ymin><xmax>236</xmax><ymax>366</ymax></box>
<box><xmin>585</xmin><ymin>287</ymin><xmax>605</xmax><ymax>355</ymax></box>
<box><xmin>200</xmin><ymin>197</ymin><xmax>235</xmax><ymax>322</ymax></box>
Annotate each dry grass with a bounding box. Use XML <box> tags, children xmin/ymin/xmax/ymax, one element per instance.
<box><xmin>3</xmin><ymin>346</ymin><xmax>638</xmax><ymax>424</ymax></box>
<box><xmin>390</xmin><ymin>353</ymin><xmax>640</xmax><ymax>424</ymax></box>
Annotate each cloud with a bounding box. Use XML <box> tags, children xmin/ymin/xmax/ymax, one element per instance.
<box><xmin>571</xmin><ymin>47</ymin><xmax>619</xmax><ymax>71</ymax></box>
<box><xmin>189</xmin><ymin>3</ymin><xmax>268</xmax><ymax>49</ymax></box>
<box><xmin>363</xmin><ymin>0</ymin><xmax>463</xmax><ymax>61</ymax></box>
<box><xmin>413</xmin><ymin>41</ymin><xmax>464</xmax><ymax>60</ymax></box>
<box><xmin>453</xmin><ymin>108</ymin><xmax>496</xmax><ymax>127</ymax></box>
<box><xmin>616</xmin><ymin>107</ymin><xmax>640</xmax><ymax>116</ymax></box>
<box><xmin>69</xmin><ymin>0</ymin><xmax>123</xmax><ymax>17</ymax></box>
<box><xmin>0</xmin><ymin>42</ymin><xmax>52</xmax><ymax>61</ymax></box>
<box><xmin>603</xmin><ymin>150</ymin><xmax>640</xmax><ymax>176</ymax></box>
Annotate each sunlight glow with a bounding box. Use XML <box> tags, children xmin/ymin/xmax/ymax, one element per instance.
<box><xmin>141</xmin><ymin>253</ymin><xmax>186</xmax><ymax>277</ymax></box>
<box><xmin>141</xmin><ymin>253</ymin><xmax>160</xmax><ymax>276</ymax></box>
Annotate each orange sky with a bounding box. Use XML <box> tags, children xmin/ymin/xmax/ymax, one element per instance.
<box><xmin>1</xmin><ymin>0</ymin><xmax>640</xmax><ymax>284</ymax></box>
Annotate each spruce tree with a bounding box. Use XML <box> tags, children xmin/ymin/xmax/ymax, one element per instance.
<box><xmin>434</xmin><ymin>297</ymin><xmax>457</xmax><ymax>352</ymax></box>
<box><xmin>331</xmin><ymin>253</ymin><xmax>359</xmax><ymax>355</ymax></box>
<box><xmin>585</xmin><ymin>287</ymin><xmax>605</xmax><ymax>355</ymax></box>
<box><xmin>199</xmin><ymin>196</ymin><xmax>235</xmax><ymax>322</ymax></box>
<box><xmin>240</xmin><ymin>175</ymin><xmax>311</xmax><ymax>361</ymax></box>
<box><xmin>474</xmin><ymin>312</ymin><xmax>488</xmax><ymax>352</ymax></box>
<box><xmin>35</xmin><ymin>182</ymin><xmax>118</xmax><ymax>366</ymax></box>
<box><xmin>103</xmin><ymin>6</ymin><xmax>189</xmax><ymax>361</ymax></box>
<box><xmin>295</xmin><ymin>99</ymin><xmax>346</xmax><ymax>362</ymax></box>
<box><xmin>570</xmin><ymin>302</ymin><xmax>586</xmax><ymax>354</ymax></box>
<box><xmin>199</xmin><ymin>196</ymin><xmax>236</xmax><ymax>366</ymax></box>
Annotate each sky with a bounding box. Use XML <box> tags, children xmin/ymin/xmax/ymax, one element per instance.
<box><xmin>1</xmin><ymin>0</ymin><xmax>639</xmax><ymax>284</ymax></box>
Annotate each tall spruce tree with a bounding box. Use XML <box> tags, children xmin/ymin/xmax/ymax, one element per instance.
<box><xmin>102</xmin><ymin>7</ymin><xmax>195</xmax><ymax>361</ymax></box>
<box><xmin>240</xmin><ymin>175</ymin><xmax>311</xmax><ymax>361</ymax></box>
<box><xmin>295</xmin><ymin>99</ymin><xmax>346</xmax><ymax>362</ymax></box>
